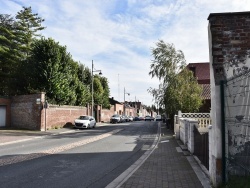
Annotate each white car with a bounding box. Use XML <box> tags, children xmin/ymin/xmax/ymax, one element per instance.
<box><xmin>74</xmin><ymin>115</ymin><xmax>96</xmax><ymax>129</ymax></box>
<box><xmin>155</xmin><ymin>115</ymin><xmax>162</xmax><ymax>121</ymax></box>
<box><xmin>145</xmin><ymin>115</ymin><xmax>153</xmax><ymax>121</ymax></box>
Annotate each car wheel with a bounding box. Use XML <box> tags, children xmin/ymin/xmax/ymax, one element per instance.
<box><xmin>93</xmin><ymin>123</ymin><xmax>96</xmax><ymax>128</ymax></box>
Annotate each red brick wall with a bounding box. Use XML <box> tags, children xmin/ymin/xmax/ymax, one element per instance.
<box><xmin>101</xmin><ymin>105</ymin><xmax>115</xmax><ymax>123</ymax></box>
<box><xmin>208</xmin><ymin>12</ymin><xmax>250</xmax><ymax>84</ymax></box>
<box><xmin>11</xmin><ymin>93</ymin><xmax>90</xmax><ymax>130</ymax></box>
<box><xmin>9</xmin><ymin>93</ymin><xmax>141</xmax><ymax>130</ymax></box>
<box><xmin>0</xmin><ymin>97</ymin><xmax>11</xmax><ymax>127</ymax></box>
<box><xmin>11</xmin><ymin>93</ymin><xmax>44</xmax><ymax>130</ymax></box>
<box><xmin>43</xmin><ymin>105</ymin><xmax>87</xmax><ymax>130</ymax></box>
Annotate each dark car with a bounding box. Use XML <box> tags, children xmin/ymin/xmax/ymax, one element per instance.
<box><xmin>133</xmin><ymin>116</ymin><xmax>140</xmax><ymax>121</ymax></box>
<box><xmin>139</xmin><ymin>117</ymin><xmax>145</xmax><ymax>121</ymax></box>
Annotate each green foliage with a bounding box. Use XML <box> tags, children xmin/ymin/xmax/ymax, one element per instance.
<box><xmin>149</xmin><ymin>40</ymin><xmax>203</xmax><ymax>116</ymax></box>
<box><xmin>0</xmin><ymin>6</ymin><xmax>111</xmax><ymax>108</ymax></box>
<box><xmin>15</xmin><ymin>7</ymin><xmax>45</xmax><ymax>93</ymax></box>
<box><xmin>78</xmin><ymin>64</ymin><xmax>91</xmax><ymax>86</ymax></box>
<box><xmin>27</xmin><ymin>38</ymin><xmax>77</xmax><ymax>105</ymax></box>
<box><xmin>0</xmin><ymin>14</ymin><xmax>20</xmax><ymax>96</ymax></box>
<box><xmin>15</xmin><ymin>6</ymin><xmax>45</xmax><ymax>58</ymax></box>
<box><xmin>100</xmin><ymin>77</ymin><xmax>111</xmax><ymax>109</ymax></box>
<box><xmin>149</xmin><ymin>40</ymin><xmax>186</xmax><ymax>83</ymax></box>
<box><xmin>93</xmin><ymin>75</ymin><xmax>104</xmax><ymax>105</ymax></box>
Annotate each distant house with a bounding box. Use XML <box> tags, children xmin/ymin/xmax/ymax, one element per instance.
<box><xmin>109</xmin><ymin>97</ymin><xmax>123</xmax><ymax>115</ymax></box>
<box><xmin>187</xmin><ymin>62</ymin><xmax>211</xmax><ymax>112</ymax></box>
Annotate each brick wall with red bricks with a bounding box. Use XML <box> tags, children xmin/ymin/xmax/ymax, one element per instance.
<box><xmin>208</xmin><ymin>12</ymin><xmax>250</xmax><ymax>84</ymax></box>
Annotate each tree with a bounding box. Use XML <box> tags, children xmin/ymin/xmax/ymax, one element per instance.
<box><xmin>149</xmin><ymin>40</ymin><xmax>203</xmax><ymax>118</ymax></box>
<box><xmin>149</xmin><ymin>40</ymin><xmax>186</xmax><ymax>84</ymax></box>
<box><xmin>28</xmin><ymin>37</ymin><xmax>78</xmax><ymax>105</ymax></box>
<box><xmin>78</xmin><ymin>64</ymin><xmax>91</xmax><ymax>86</ymax></box>
<box><xmin>93</xmin><ymin>75</ymin><xmax>104</xmax><ymax>106</ymax></box>
<box><xmin>14</xmin><ymin>6</ymin><xmax>45</xmax><ymax>94</ymax></box>
<box><xmin>0</xmin><ymin>14</ymin><xmax>19</xmax><ymax>96</ymax></box>
<box><xmin>15</xmin><ymin>6</ymin><xmax>45</xmax><ymax>58</ymax></box>
<box><xmin>100</xmin><ymin>77</ymin><xmax>110</xmax><ymax>109</ymax></box>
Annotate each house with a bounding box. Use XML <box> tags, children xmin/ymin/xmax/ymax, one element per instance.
<box><xmin>187</xmin><ymin>62</ymin><xmax>211</xmax><ymax>112</ymax></box>
<box><xmin>109</xmin><ymin>97</ymin><xmax>123</xmax><ymax>115</ymax></box>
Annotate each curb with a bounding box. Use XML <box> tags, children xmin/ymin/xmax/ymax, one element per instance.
<box><xmin>105</xmin><ymin>122</ymin><xmax>162</xmax><ymax>188</ymax></box>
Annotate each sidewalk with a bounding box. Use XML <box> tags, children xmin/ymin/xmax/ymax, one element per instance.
<box><xmin>116</xmin><ymin>123</ymin><xmax>212</xmax><ymax>188</ymax></box>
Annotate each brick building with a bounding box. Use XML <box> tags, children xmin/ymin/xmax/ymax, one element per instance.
<box><xmin>187</xmin><ymin>62</ymin><xmax>211</xmax><ymax>112</ymax></box>
<box><xmin>208</xmin><ymin>11</ymin><xmax>250</xmax><ymax>186</ymax></box>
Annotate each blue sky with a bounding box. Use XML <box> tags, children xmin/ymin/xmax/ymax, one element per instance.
<box><xmin>1</xmin><ymin>0</ymin><xmax>249</xmax><ymax>106</ymax></box>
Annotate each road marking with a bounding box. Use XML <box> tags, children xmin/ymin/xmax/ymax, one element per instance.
<box><xmin>0</xmin><ymin>129</ymin><xmax>122</xmax><ymax>167</ymax></box>
<box><xmin>160</xmin><ymin>140</ymin><xmax>169</xmax><ymax>143</ymax></box>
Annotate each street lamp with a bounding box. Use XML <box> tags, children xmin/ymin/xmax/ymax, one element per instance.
<box><xmin>91</xmin><ymin>60</ymin><xmax>102</xmax><ymax>117</ymax></box>
<box><xmin>124</xmin><ymin>87</ymin><xmax>130</xmax><ymax>116</ymax></box>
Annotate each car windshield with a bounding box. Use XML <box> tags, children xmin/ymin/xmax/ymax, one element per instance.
<box><xmin>79</xmin><ymin>116</ymin><xmax>89</xmax><ymax>120</ymax></box>
<box><xmin>112</xmin><ymin>115</ymin><xmax>119</xmax><ymax>117</ymax></box>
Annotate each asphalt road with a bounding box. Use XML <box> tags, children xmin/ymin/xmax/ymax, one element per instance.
<box><xmin>0</xmin><ymin>120</ymin><xmax>158</xmax><ymax>188</ymax></box>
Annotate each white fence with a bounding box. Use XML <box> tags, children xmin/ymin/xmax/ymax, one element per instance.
<box><xmin>175</xmin><ymin>111</ymin><xmax>211</xmax><ymax>154</ymax></box>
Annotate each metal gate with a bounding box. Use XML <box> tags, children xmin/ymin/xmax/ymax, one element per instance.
<box><xmin>193</xmin><ymin>126</ymin><xmax>209</xmax><ymax>170</ymax></box>
<box><xmin>222</xmin><ymin>70</ymin><xmax>250</xmax><ymax>185</ymax></box>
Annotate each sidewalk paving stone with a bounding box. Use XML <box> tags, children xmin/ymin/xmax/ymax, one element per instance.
<box><xmin>119</xmin><ymin>125</ymin><xmax>211</xmax><ymax>188</ymax></box>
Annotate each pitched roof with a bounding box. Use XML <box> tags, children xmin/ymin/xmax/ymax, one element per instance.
<box><xmin>187</xmin><ymin>63</ymin><xmax>211</xmax><ymax>100</ymax></box>
<box><xmin>201</xmin><ymin>84</ymin><xmax>211</xmax><ymax>99</ymax></box>
<box><xmin>109</xmin><ymin>97</ymin><xmax>122</xmax><ymax>105</ymax></box>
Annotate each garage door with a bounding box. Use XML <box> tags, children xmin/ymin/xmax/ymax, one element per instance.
<box><xmin>0</xmin><ymin>106</ymin><xmax>6</xmax><ymax>127</ymax></box>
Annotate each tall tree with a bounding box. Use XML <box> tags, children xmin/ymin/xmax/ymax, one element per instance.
<box><xmin>100</xmin><ymin>77</ymin><xmax>110</xmax><ymax>109</ymax></box>
<box><xmin>0</xmin><ymin>14</ymin><xmax>19</xmax><ymax>96</ymax></box>
<box><xmin>78</xmin><ymin>64</ymin><xmax>91</xmax><ymax>86</ymax></box>
<box><xmin>14</xmin><ymin>6</ymin><xmax>45</xmax><ymax>94</ymax></box>
<box><xmin>28</xmin><ymin>37</ymin><xmax>77</xmax><ymax>105</ymax></box>
<box><xmin>15</xmin><ymin>6</ymin><xmax>45</xmax><ymax>59</ymax></box>
<box><xmin>149</xmin><ymin>40</ymin><xmax>186</xmax><ymax>84</ymax></box>
<box><xmin>93</xmin><ymin>75</ymin><xmax>104</xmax><ymax>106</ymax></box>
<box><xmin>149</xmin><ymin>40</ymin><xmax>203</xmax><ymax>117</ymax></box>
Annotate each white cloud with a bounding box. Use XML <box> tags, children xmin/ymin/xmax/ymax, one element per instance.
<box><xmin>0</xmin><ymin>0</ymin><xmax>249</xmax><ymax>106</ymax></box>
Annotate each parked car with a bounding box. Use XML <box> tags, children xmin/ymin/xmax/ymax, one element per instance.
<box><xmin>120</xmin><ymin>116</ymin><xmax>127</xmax><ymax>122</ymax></box>
<box><xmin>145</xmin><ymin>115</ymin><xmax>153</xmax><ymax>121</ymax></box>
<box><xmin>128</xmin><ymin>116</ymin><xmax>133</xmax><ymax>121</ymax></box>
<box><xmin>139</xmin><ymin>116</ymin><xmax>145</xmax><ymax>121</ymax></box>
<box><xmin>155</xmin><ymin>115</ymin><xmax>162</xmax><ymax>121</ymax></box>
<box><xmin>133</xmin><ymin>116</ymin><xmax>140</xmax><ymax>121</ymax></box>
<box><xmin>124</xmin><ymin>115</ymin><xmax>130</xmax><ymax>122</ymax></box>
<box><xmin>110</xmin><ymin>114</ymin><xmax>121</xmax><ymax>123</ymax></box>
<box><xmin>75</xmin><ymin>115</ymin><xmax>96</xmax><ymax>129</ymax></box>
